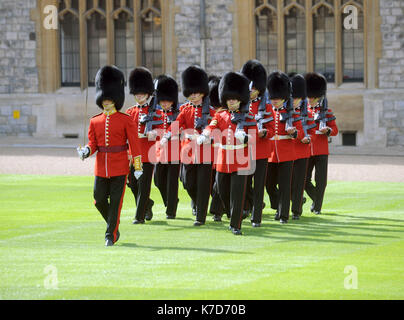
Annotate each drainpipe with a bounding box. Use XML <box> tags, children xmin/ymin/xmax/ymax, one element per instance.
<box><xmin>200</xmin><ymin>0</ymin><xmax>207</xmax><ymax>70</ymax></box>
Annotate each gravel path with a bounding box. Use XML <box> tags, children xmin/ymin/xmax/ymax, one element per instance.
<box><xmin>1</xmin><ymin>147</ymin><xmax>403</xmax><ymax>182</ymax></box>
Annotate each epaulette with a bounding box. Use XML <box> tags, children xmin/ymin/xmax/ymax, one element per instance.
<box><xmin>216</xmin><ymin>107</ymin><xmax>227</xmax><ymax>113</ymax></box>
<box><xmin>91</xmin><ymin>112</ymin><xmax>103</xmax><ymax>119</ymax></box>
<box><xmin>179</xmin><ymin>103</ymin><xmax>189</xmax><ymax>111</ymax></box>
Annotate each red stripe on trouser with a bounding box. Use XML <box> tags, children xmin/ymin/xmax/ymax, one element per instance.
<box><xmin>113</xmin><ymin>175</ymin><xmax>127</xmax><ymax>243</ymax></box>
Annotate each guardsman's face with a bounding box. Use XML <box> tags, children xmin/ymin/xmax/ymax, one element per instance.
<box><xmin>271</xmin><ymin>99</ymin><xmax>285</xmax><ymax>108</ymax></box>
<box><xmin>188</xmin><ymin>93</ymin><xmax>204</xmax><ymax>105</ymax></box>
<box><xmin>227</xmin><ymin>99</ymin><xmax>241</xmax><ymax>112</ymax></box>
<box><xmin>160</xmin><ymin>100</ymin><xmax>174</xmax><ymax>111</ymax></box>
<box><xmin>293</xmin><ymin>98</ymin><xmax>302</xmax><ymax>108</ymax></box>
<box><xmin>308</xmin><ymin>97</ymin><xmax>320</xmax><ymax>107</ymax></box>
<box><xmin>250</xmin><ymin>88</ymin><xmax>259</xmax><ymax>100</ymax></box>
<box><xmin>135</xmin><ymin>93</ymin><xmax>149</xmax><ymax>105</ymax></box>
<box><xmin>102</xmin><ymin>100</ymin><xmax>115</xmax><ymax>110</ymax></box>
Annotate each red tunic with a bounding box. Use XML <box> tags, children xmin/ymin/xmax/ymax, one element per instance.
<box><xmin>248</xmin><ymin>98</ymin><xmax>273</xmax><ymax>160</ymax></box>
<box><xmin>87</xmin><ymin>110</ymin><xmax>137</xmax><ymax>178</ymax></box>
<box><xmin>268</xmin><ymin>106</ymin><xmax>304</xmax><ymax>163</ymax></box>
<box><xmin>174</xmin><ymin>102</ymin><xmax>216</xmax><ymax>164</ymax></box>
<box><xmin>205</xmin><ymin>109</ymin><xmax>258</xmax><ymax>174</ymax></box>
<box><xmin>308</xmin><ymin>106</ymin><xmax>339</xmax><ymax>156</ymax></box>
<box><xmin>293</xmin><ymin>108</ymin><xmax>316</xmax><ymax>160</ymax></box>
<box><xmin>125</xmin><ymin>104</ymin><xmax>157</xmax><ymax>164</ymax></box>
<box><xmin>154</xmin><ymin>109</ymin><xmax>181</xmax><ymax>163</ymax></box>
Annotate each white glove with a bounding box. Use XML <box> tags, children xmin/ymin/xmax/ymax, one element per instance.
<box><xmin>160</xmin><ymin>137</ymin><xmax>168</xmax><ymax>148</ymax></box>
<box><xmin>196</xmin><ymin>134</ymin><xmax>208</xmax><ymax>145</ymax></box>
<box><xmin>77</xmin><ymin>146</ymin><xmax>90</xmax><ymax>161</ymax></box>
<box><xmin>234</xmin><ymin>130</ymin><xmax>247</xmax><ymax>144</ymax></box>
<box><xmin>134</xmin><ymin>170</ymin><xmax>143</xmax><ymax>180</ymax></box>
<box><xmin>147</xmin><ymin>130</ymin><xmax>157</xmax><ymax>141</ymax></box>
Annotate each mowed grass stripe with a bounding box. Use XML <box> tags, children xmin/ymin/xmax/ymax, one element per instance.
<box><xmin>0</xmin><ymin>175</ymin><xmax>403</xmax><ymax>300</ymax></box>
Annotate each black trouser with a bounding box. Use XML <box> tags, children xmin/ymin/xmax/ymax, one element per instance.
<box><xmin>266</xmin><ymin>161</ymin><xmax>293</xmax><ymax>221</ymax></box>
<box><xmin>93</xmin><ymin>175</ymin><xmax>127</xmax><ymax>242</ymax></box>
<box><xmin>216</xmin><ymin>171</ymin><xmax>248</xmax><ymax>229</ymax></box>
<box><xmin>128</xmin><ymin>162</ymin><xmax>154</xmax><ymax>221</ymax></box>
<box><xmin>154</xmin><ymin>163</ymin><xmax>180</xmax><ymax>217</ymax></box>
<box><xmin>291</xmin><ymin>157</ymin><xmax>309</xmax><ymax>216</ymax></box>
<box><xmin>305</xmin><ymin>155</ymin><xmax>328</xmax><ymax>212</ymax></box>
<box><xmin>209</xmin><ymin>169</ymin><xmax>225</xmax><ymax>216</ymax></box>
<box><xmin>181</xmin><ymin>163</ymin><xmax>213</xmax><ymax>223</ymax></box>
<box><xmin>245</xmin><ymin>159</ymin><xmax>268</xmax><ymax>223</ymax></box>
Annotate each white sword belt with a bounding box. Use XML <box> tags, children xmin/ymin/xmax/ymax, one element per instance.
<box><xmin>270</xmin><ymin>135</ymin><xmax>292</xmax><ymax>141</ymax></box>
<box><xmin>214</xmin><ymin>143</ymin><xmax>247</xmax><ymax>150</ymax></box>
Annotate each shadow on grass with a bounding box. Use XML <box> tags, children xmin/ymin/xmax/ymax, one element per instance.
<box><xmin>126</xmin><ymin>209</ymin><xmax>403</xmax><ymax>246</ymax></box>
<box><xmin>243</xmin><ymin>211</ymin><xmax>404</xmax><ymax>244</ymax></box>
<box><xmin>118</xmin><ymin>242</ymin><xmax>250</xmax><ymax>254</ymax></box>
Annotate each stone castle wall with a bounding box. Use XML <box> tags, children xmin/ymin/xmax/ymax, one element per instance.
<box><xmin>376</xmin><ymin>0</ymin><xmax>404</xmax><ymax>146</ymax></box>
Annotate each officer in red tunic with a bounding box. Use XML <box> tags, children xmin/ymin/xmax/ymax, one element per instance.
<box><xmin>265</xmin><ymin>71</ymin><xmax>304</xmax><ymax>224</ymax></box>
<box><xmin>77</xmin><ymin>65</ymin><xmax>137</xmax><ymax>247</ymax></box>
<box><xmin>152</xmin><ymin>75</ymin><xmax>181</xmax><ymax>219</ymax></box>
<box><xmin>199</xmin><ymin>72</ymin><xmax>258</xmax><ymax>235</ymax></box>
<box><xmin>165</xmin><ymin>65</ymin><xmax>215</xmax><ymax>226</ymax></box>
<box><xmin>304</xmin><ymin>72</ymin><xmax>339</xmax><ymax>215</ymax></box>
<box><xmin>241</xmin><ymin>60</ymin><xmax>274</xmax><ymax>227</ymax></box>
<box><xmin>289</xmin><ymin>74</ymin><xmax>316</xmax><ymax>220</ymax></box>
<box><xmin>126</xmin><ymin>67</ymin><xmax>158</xmax><ymax>224</ymax></box>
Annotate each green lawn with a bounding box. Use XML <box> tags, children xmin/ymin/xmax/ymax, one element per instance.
<box><xmin>0</xmin><ymin>174</ymin><xmax>403</xmax><ymax>300</ymax></box>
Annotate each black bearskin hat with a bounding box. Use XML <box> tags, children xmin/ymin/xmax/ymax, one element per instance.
<box><xmin>95</xmin><ymin>65</ymin><xmax>125</xmax><ymax>110</ymax></box>
<box><xmin>208</xmin><ymin>75</ymin><xmax>221</xmax><ymax>108</ymax></box>
<box><xmin>219</xmin><ymin>72</ymin><xmax>250</xmax><ymax>107</ymax></box>
<box><xmin>267</xmin><ymin>71</ymin><xmax>291</xmax><ymax>100</ymax></box>
<box><xmin>181</xmin><ymin>65</ymin><xmax>209</xmax><ymax>98</ymax></box>
<box><xmin>240</xmin><ymin>59</ymin><xmax>267</xmax><ymax>97</ymax></box>
<box><xmin>155</xmin><ymin>75</ymin><xmax>179</xmax><ymax>110</ymax></box>
<box><xmin>129</xmin><ymin>67</ymin><xmax>154</xmax><ymax>96</ymax></box>
<box><xmin>289</xmin><ymin>73</ymin><xmax>307</xmax><ymax>99</ymax></box>
<box><xmin>305</xmin><ymin>72</ymin><xmax>327</xmax><ymax>98</ymax></box>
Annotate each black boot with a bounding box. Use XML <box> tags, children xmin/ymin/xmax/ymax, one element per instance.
<box><xmin>145</xmin><ymin>199</ymin><xmax>154</xmax><ymax>221</ymax></box>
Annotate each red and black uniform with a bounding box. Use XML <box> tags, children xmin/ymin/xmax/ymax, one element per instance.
<box><xmin>304</xmin><ymin>72</ymin><xmax>339</xmax><ymax>215</ymax></box>
<box><xmin>204</xmin><ymin>108</ymin><xmax>258</xmax><ymax>232</ymax></box>
<box><xmin>207</xmin><ymin>76</ymin><xmax>226</xmax><ymax>221</ymax></box>
<box><xmin>126</xmin><ymin>101</ymin><xmax>157</xmax><ymax>223</ymax></box>
<box><xmin>88</xmin><ymin>109</ymin><xmax>137</xmax><ymax>244</ymax></box>
<box><xmin>291</xmin><ymin>102</ymin><xmax>316</xmax><ymax>217</ymax></box>
<box><xmin>204</xmin><ymin>71</ymin><xmax>257</xmax><ymax>234</ymax></box>
<box><xmin>154</xmin><ymin>108</ymin><xmax>181</xmax><ymax>218</ymax></box>
<box><xmin>83</xmin><ymin>65</ymin><xmax>136</xmax><ymax>246</ymax></box>
<box><xmin>266</xmin><ymin>105</ymin><xmax>304</xmax><ymax>222</ymax></box>
<box><xmin>244</xmin><ymin>97</ymin><xmax>274</xmax><ymax>224</ymax></box>
<box><xmin>174</xmin><ymin>102</ymin><xmax>216</xmax><ymax>224</ymax></box>
<box><xmin>305</xmin><ymin>104</ymin><xmax>338</xmax><ymax>213</ymax></box>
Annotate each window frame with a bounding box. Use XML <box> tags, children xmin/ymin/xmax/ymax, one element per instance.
<box><xmin>34</xmin><ymin>0</ymin><xmax>176</xmax><ymax>92</ymax></box>
<box><xmin>234</xmin><ymin>0</ymin><xmax>378</xmax><ymax>88</ymax></box>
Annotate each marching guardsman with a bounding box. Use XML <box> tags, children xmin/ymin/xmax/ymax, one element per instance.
<box><xmin>241</xmin><ymin>60</ymin><xmax>273</xmax><ymax>227</ymax></box>
<box><xmin>289</xmin><ymin>74</ymin><xmax>316</xmax><ymax>220</ymax></box>
<box><xmin>152</xmin><ymin>75</ymin><xmax>181</xmax><ymax>219</ymax></box>
<box><xmin>304</xmin><ymin>72</ymin><xmax>339</xmax><ymax>215</ymax></box>
<box><xmin>207</xmin><ymin>75</ymin><xmax>227</xmax><ymax>222</ymax></box>
<box><xmin>126</xmin><ymin>67</ymin><xmax>158</xmax><ymax>224</ymax></box>
<box><xmin>265</xmin><ymin>71</ymin><xmax>304</xmax><ymax>224</ymax></box>
<box><xmin>163</xmin><ymin>65</ymin><xmax>215</xmax><ymax>226</ymax></box>
<box><xmin>199</xmin><ymin>72</ymin><xmax>258</xmax><ymax>235</ymax></box>
<box><xmin>77</xmin><ymin>65</ymin><xmax>137</xmax><ymax>247</ymax></box>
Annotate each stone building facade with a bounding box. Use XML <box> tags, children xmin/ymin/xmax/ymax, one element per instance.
<box><xmin>0</xmin><ymin>0</ymin><xmax>403</xmax><ymax>148</ymax></box>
